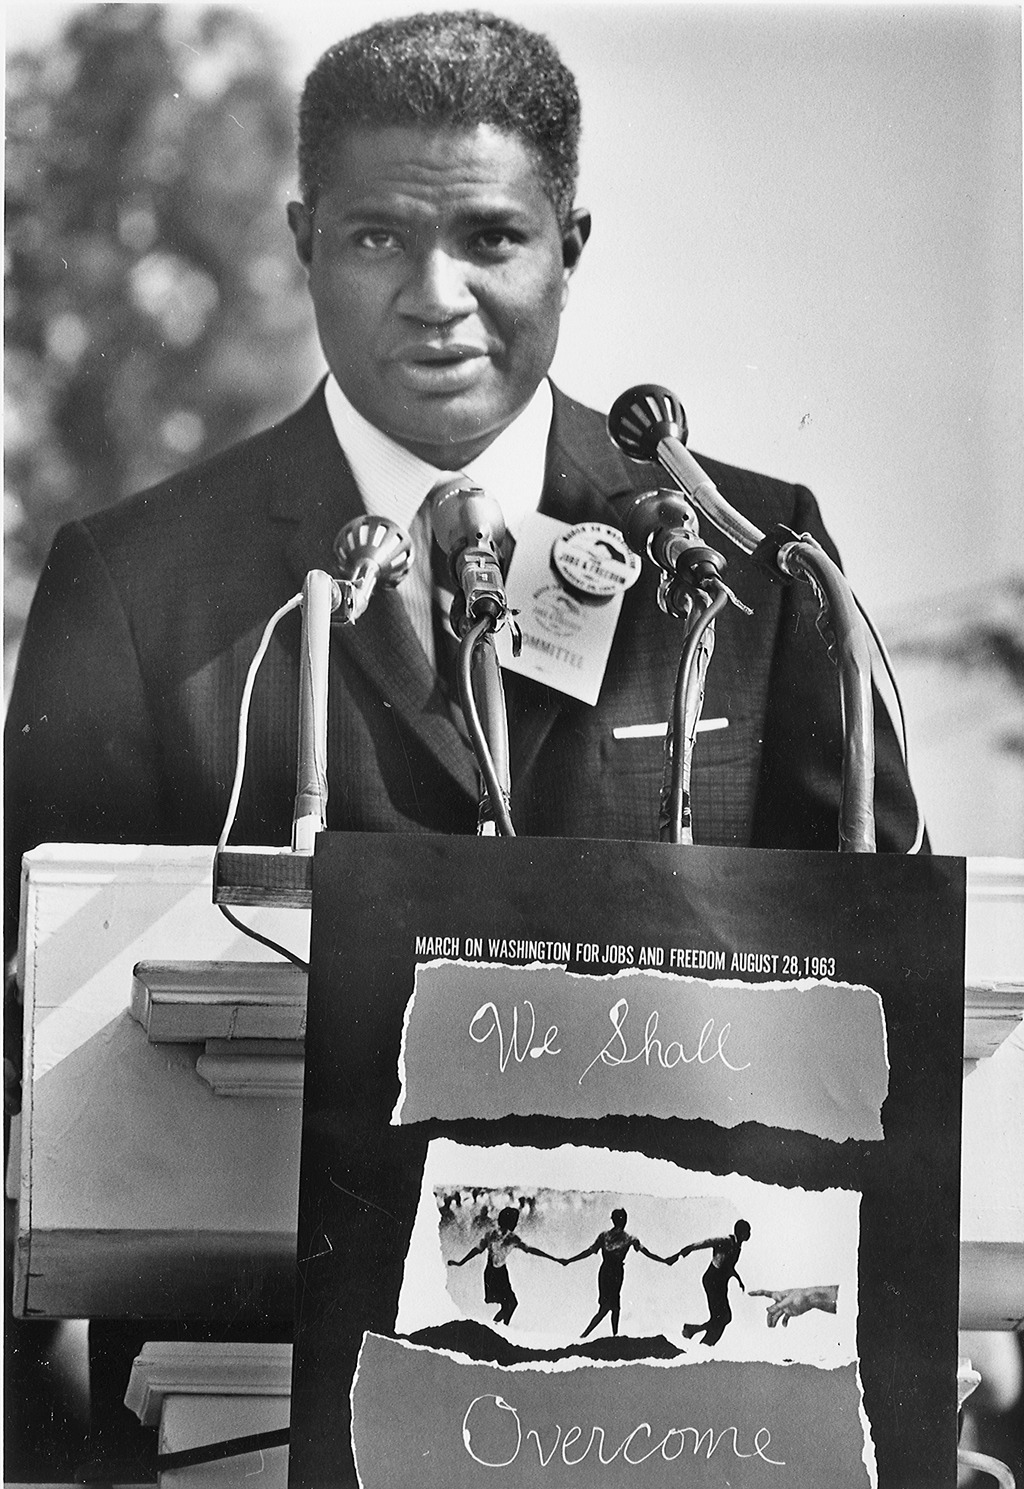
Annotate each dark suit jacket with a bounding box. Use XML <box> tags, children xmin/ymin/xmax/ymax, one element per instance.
<box><xmin>4</xmin><ymin>382</ymin><xmax>920</xmax><ymax>940</ymax></box>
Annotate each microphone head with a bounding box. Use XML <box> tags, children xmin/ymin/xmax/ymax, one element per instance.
<box><xmin>333</xmin><ymin>515</ymin><xmax>413</xmax><ymax>589</ymax></box>
<box><xmin>430</xmin><ymin>481</ymin><xmax>506</xmax><ymax>559</ymax></box>
<box><xmin>619</xmin><ymin>489</ymin><xmax>699</xmax><ymax>557</ymax></box>
<box><xmin>607</xmin><ymin>385</ymin><xmax>688</xmax><ymax>463</ymax></box>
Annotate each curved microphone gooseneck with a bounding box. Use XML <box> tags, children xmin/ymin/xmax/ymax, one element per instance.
<box><xmin>608</xmin><ymin>386</ymin><xmax>765</xmax><ymax>557</ymax></box>
<box><xmin>430</xmin><ymin>481</ymin><xmax>515</xmax><ymax>836</ymax></box>
<box><xmin>608</xmin><ymin>384</ymin><xmax>877</xmax><ymax>854</ymax></box>
<box><xmin>611</xmin><ymin>480</ymin><xmax>736</xmax><ymax>845</ymax></box>
<box><xmin>291</xmin><ymin>516</ymin><xmax>414</xmax><ymax>852</ymax></box>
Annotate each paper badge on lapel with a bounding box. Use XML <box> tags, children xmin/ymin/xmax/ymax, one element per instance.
<box><xmin>495</xmin><ymin>515</ymin><xmax>640</xmax><ymax>705</ymax></box>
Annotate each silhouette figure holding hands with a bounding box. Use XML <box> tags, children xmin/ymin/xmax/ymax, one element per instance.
<box><xmin>448</xmin><ymin>1207</ymin><xmax>559</xmax><ymax>1325</ymax></box>
<box><xmin>561</xmin><ymin>1208</ymin><xmax>674</xmax><ymax>1338</ymax></box>
<box><xmin>673</xmin><ymin>1219</ymin><xmax>751</xmax><ymax>1346</ymax></box>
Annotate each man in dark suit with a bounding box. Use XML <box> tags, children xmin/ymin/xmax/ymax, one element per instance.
<box><xmin>4</xmin><ymin>11</ymin><xmax>921</xmax><ymax>1478</ymax></box>
<box><xmin>4</xmin><ymin>10</ymin><xmax>919</xmax><ymax>927</ymax></box>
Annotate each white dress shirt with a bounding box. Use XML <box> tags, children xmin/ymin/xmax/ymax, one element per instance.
<box><xmin>323</xmin><ymin>374</ymin><xmax>553</xmax><ymax>666</ymax></box>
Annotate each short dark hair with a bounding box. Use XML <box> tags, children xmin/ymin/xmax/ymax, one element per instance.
<box><xmin>297</xmin><ymin>10</ymin><xmax>581</xmax><ymax>224</ymax></box>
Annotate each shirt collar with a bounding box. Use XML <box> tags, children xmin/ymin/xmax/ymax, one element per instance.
<box><xmin>322</xmin><ymin>374</ymin><xmax>553</xmax><ymax>536</ymax></box>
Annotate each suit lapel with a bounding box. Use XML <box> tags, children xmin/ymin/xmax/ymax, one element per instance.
<box><xmin>274</xmin><ymin>387</ymin><xmax>479</xmax><ymax>801</ymax></box>
<box><xmin>542</xmin><ymin>384</ymin><xmax>641</xmax><ymax>527</ymax></box>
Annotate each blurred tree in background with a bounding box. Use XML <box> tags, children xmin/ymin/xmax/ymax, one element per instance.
<box><xmin>5</xmin><ymin>2</ymin><xmax>321</xmax><ymax>686</ymax></box>
<box><xmin>890</xmin><ymin>577</ymin><xmax>1024</xmax><ymax>757</ymax></box>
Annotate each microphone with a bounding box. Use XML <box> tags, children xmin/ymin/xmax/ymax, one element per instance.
<box><xmin>615</xmin><ymin>488</ymin><xmax>729</xmax><ymax>621</ymax></box>
<box><xmin>607</xmin><ymin>385</ymin><xmax>764</xmax><ymax>557</ymax></box>
<box><xmin>610</xmin><ymin>389</ymin><xmax>880</xmax><ymax>852</ymax></box>
<box><xmin>332</xmin><ymin>515</ymin><xmax>413</xmax><ymax>625</ymax></box>
<box><xmin>292</xmin><ymin>568</ymin><xmax>342</xmax><ymax>852</ymax></box>
<box><xmin>430</xmin><ymin>480</ymin><xmax>509</xmax><ymax>627</ymax></box>
<box><xmin>616</xmin><ymin>489</ymin><xmax>725</xmax><ymax>582</ymax></box>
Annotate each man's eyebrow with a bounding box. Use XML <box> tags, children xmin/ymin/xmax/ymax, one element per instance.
<box><xmin>322</xmin><ymin>195</ymin><xmax>536</xmax><ymax>233</ymax></box>
<box><xmin>462</xmin><ymin>205</ymin><xmax>529</xmax><ymax>226</ymax></box>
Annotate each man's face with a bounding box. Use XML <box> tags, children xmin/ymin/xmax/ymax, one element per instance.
<box><xmin>288</xmin><ymin>124</ymin><xmax>589</xmax><ymax>469</ymax></box>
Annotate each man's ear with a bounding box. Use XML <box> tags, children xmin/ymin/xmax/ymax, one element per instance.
<box><xmin>562</xmin><ymin>207</ymin><xmax>592</xmax><ymax>274</ymax></box>
<box><xmin>287</xmin><ymin>200</ymin><xmax>315</xmax><ymax>269</ymax></box>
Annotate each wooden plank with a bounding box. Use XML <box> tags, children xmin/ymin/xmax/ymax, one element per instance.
<box><xmin>213</xmin><ymin>849</ymin><xmax>313</xmax><ymax>908</ymax></box>
<box><xmin>125</xmin><ymin>1345</ymin><xmax>292</xmax><ymax>1489</ymax></box>
<box><xmin>196</xmin><ymin>1041</ymin><xmax>305</xmax><ymax>1098</ymax></box>
<box><xmin>964</xmin><ymin>980</ymin><xmax>1024</xmax><ymax>1060</ymax></box>
<box><xmin>17</xmin><ymin>1229</ymin><xmax>296</xmax><ymax>1321</ymax></box>
<box><xmin>130</xmin><ymin>961</ymin><xmax>307</xmax><ymax>1042</ymax></box>
<box><xmin>125</xmin><ymin>1342</ymin><xmax>293</xmax><ymax>1423</ymax></box>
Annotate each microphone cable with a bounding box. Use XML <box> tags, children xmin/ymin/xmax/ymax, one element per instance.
<box><xmin>216</xmin><ymin>590</ymin><xmax>310</xmax><ymax>971</ymax></box>
<box><xmin>457</xmin><ymin>617</ymin><xmax>516</xmax><ymax>838</ymax></box>
<box><xmin>852</xmin><ymin>594</ymin><xmax>926</xmax><ymax>854</ymax></box>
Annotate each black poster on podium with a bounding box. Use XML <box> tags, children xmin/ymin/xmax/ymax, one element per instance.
<box><xmin>289</xmin><ymin>835</ymin><xmax>965</xmax><ymax>1489</ymax></box>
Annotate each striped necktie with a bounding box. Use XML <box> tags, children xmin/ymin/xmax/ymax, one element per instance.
<box><xmin>430</xmin><ymin>531</ymin><xmax>461</xmax><ymax>704</ymax></box>
<box><xmin>422</xmin><ymin>481</ymin><xmax>464</xmax><ymax>704</ymax></box>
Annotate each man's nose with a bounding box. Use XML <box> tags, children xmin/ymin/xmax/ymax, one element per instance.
<box><xmin>398</xmin><ymin>247</ymin><xmax>476</xmax><ymax>325</ymax></box>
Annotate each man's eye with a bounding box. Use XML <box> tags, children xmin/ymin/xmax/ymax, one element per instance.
<box><xmin>354</xmin><ymin>229</ymin><xmax>401</xmax><ymax>251</ymax></box>
<box><xmin>471</xmin><ymin>229</ymin><xmax>519</xmax><ymax>255</ymax></box>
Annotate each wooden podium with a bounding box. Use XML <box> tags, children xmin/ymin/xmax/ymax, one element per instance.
<box><xmin>11</xmin><ymin>845</ymin><xmax>307</xmax><ymax>1322</ymax></box>
<box><xmin>9</xmin><ymin>840</ymin><xmax>1023</xmax><ymax>1486</ymax></box>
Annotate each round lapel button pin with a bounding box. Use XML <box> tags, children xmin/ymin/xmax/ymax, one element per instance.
<box><xmin>551</xmin><ymin>523</ymin><xmax>642</xmax><ymax>599</ymax></box>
